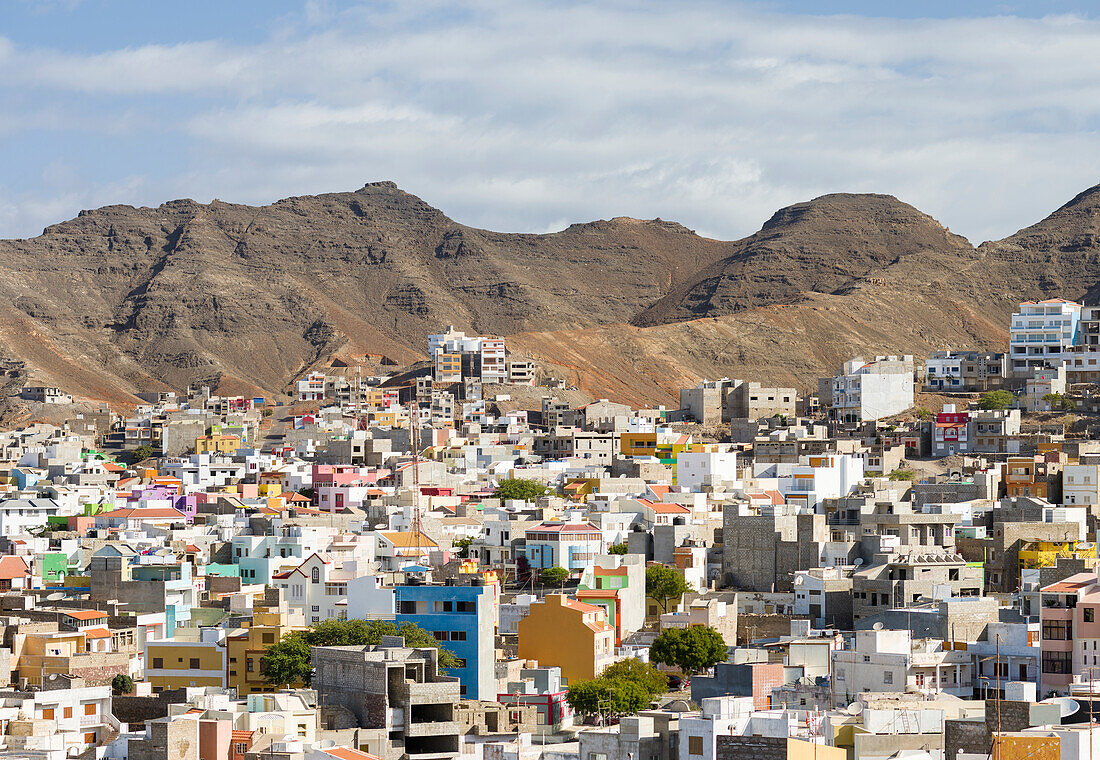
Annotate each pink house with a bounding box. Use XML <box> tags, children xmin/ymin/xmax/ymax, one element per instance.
<box><xmin>1039</xmin><ymin>572</ymin><xmax>1100</xmax><ymax>695</ymax></box>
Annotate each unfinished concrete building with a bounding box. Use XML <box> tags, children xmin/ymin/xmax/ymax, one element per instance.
<box><xmin>311</xmin><ymin>638</ymin><xmax>461</xmax><ymax>760</ymax></box>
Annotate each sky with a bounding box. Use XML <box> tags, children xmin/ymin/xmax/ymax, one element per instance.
<box><xmin>2</xmin><ymin>1</ymin><xmax>1100</xmax><ymax>244</ymax></box>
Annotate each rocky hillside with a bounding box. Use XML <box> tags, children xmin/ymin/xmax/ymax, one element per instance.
<box><xmin>0</xmin><ymin>182</ymin><xmax>726</xmax><ymax>402</ymax></box>
<box><xmin>3</xmin><ymin>180</ymin><xmax>1100</xmax><ymax>406</ymax></box>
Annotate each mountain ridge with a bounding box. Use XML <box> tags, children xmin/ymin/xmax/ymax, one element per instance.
<box><xmin>2</xmin><ymin>181</ymin><xmax>1100</xmax><ymax>407</ymax></box>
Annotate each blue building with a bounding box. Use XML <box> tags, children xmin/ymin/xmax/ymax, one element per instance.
<box><xmin>395</xmin><ymin>580</ymin><xmax>495</xmax><ymax>699</ymax></box>
<box><xmin>522</xmin><ymin>522</ymin><xmax>605</xmax><ymax>571</ymax></box>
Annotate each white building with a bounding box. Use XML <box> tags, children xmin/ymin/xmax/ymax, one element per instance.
<box><xmin>923</xmin><ymin>353</ymin><xmax>963</xmax><ymax>392</ymax></box>
<box><xmin>752</xmin><ymin>453</ymin><xmax>864</xmax><ymax>511</ymax></box>
<box><xmin>828</xmin><ymin>356</ymin><xmax>914</xmax><ymax>422</ymax></box>
<box><xmin>1064</xmin><ymin>464</ymin><xmax>1100</xmax><ymax>507</ymax></box>
<box><xmin>296</xmin><ymin>372</ymin><xmax>326</xmax><ymax>402</ymax></box>
<box><xmin>832</xmin><ymin>629</ymin><xmax>972</xmax><ymax>703</ymax></box>
<box><xmin>1009</xmin><ymin>298</ymin><xmax>1081</xmax><ymax>377</ymax></box>
<box><xmin>1024</xmin><ymin>365</ymin><xmax>1067</xmax><ymax>411</ymax></box>
<box><xmin>676</xmin><ymin>447</ymin><xmax>739</xmax><ymax>491</ymax></box>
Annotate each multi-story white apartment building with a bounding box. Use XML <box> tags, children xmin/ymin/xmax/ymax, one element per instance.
<box><xmin>1009</xmin><ymin>299</ymin><xmax>1081</xmax><ymax>378</ymax></box>
<box><xmin>428</xmin><ymin>326</ymin><xmax>509</xmax><ymax>384</ymax></box>
<box><xmin>1064</xmin><ymin>464</ymin><xmax>1100</xmax><ymax>507</ymax></box>
<box><xmin>826</xmin><ymin>356</ymin><xmax>914</xmax><ymax>422</ymax></box>
<box><xmin>676</xmin><ymin>447</ymin><xmax>739</xmax><ymax>491</ymax></box>
<box><xmin>832</xmin><ymin>628</ymin><xmax>972</xmax><ymax>703</ymax></box>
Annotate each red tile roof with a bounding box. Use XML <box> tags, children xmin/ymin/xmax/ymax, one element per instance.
<box><xmin>64</xmin><ymin>609</ymin><xmax>107</xmax><ymax>621</ymax></box>
<box><xmin>322</xmin><ymin>749</ymin><xmax>382</xmax><ymax>760</ymax></box>
<box><xmin>0</xmin><ymin>556</ymin><xmax>29</xmax><ymax>580</ymax></box>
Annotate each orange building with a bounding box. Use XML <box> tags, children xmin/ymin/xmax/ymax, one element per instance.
<box><xmin>517</xmin><ymin>594</ymin><xmax>615</xmax><ymax>684</ymax></box>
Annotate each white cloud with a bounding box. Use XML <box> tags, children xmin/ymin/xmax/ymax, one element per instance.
<box><xmin>1</xmin><ymin>2</ymin><xmax>1100</xmax><ymax>243</ymax></box>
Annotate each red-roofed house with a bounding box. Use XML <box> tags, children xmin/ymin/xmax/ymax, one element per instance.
<box><xmin>0</xmin><ymin>555</ymin><xmax>30</xmax><ymax>591</ymax></box>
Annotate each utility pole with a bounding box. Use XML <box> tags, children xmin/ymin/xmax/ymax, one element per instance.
<box><xmin>994</xmin><ymin>634</ymin><xmax>1001</xmax><ymax>760</ymax></box>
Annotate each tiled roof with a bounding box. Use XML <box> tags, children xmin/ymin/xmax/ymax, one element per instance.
<box><xmin>0</xmin><ymin>556</ymin><xmax>29</xmax><ymax>580</ymax></box>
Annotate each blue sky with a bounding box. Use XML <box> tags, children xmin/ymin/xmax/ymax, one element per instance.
<box><xmin>2</xmin><ymin>1</ymin><xmax>1100</xmax><ymax>243</ymax></box>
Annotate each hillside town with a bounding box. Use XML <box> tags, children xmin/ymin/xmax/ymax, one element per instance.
<box><xmin>6</xmin><ymin>302</ymin><xmax>1100</xmax><ymax>760</ymax></box>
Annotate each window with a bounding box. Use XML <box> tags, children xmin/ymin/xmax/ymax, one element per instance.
<box><xmin>42</xmin><ymin>708</ymin><xmax>54</xmax><ymax>720</ymax></box>
<box><xmin>883</xmin><ymin>671</ymin><xmax>893</xmax><ymax>684</ymax></box>
<box><xmin>247</xmin><ymin>659</ymin><xmax>254</xmax><ymax>672</ymax></box>
<box><xmin>262</xmin><ymin>633</ymin><xmax>274</xmax><ymax>644</ymax></box>
<box><xmin>1086</xmin><ymin>608</ymin><xmax>1095</xmax><ymax>623</ymax></box>
<box><xmin>85</xmin><ymin>704</ymin><xmax>96</xmax><ymax>716</ymax></box>
<box><xmin>64</xmin><ymin>707</ymin><xmax>73</xmax><ymax>719</ymax></box>
<box><xmin>688</xmin><ymin>737</ymin><xmax>703</xmax><ymax>756</ymax></box>
<box><xmin>152</xmin><ymin>658</ymin><xmax>163</xmax><ymax>669</ymax></box>
<box><xmin>1043</xmin><ymin>650</ymin><xmax>1072</xmax><ymax>674</ymax></box>
<box><xmin>451</xmin><ymin>631</ymin><xmax>467</xmax><ymax>641</ymax></box>
<box><xmin>236</xmin><ymin>743</ymin><xmax>248</xmax><ymax>755</ymax></box>
<box><xmin>454</xmin><ymin>658</ymin><xmax>467</xmax><ymax>668</ymax></box>
<box><xmin>312</xmin><ymin>567</ymin><xmax>320</xmax><ymax>584</ymax></box>
<box><xmin>1043</xmin><ymin>620</ymin><xmax>1073</xmax><ymax>640</ymax></box>
<box><xmin>190</xmin><ymin>658</ymin><xmax>200</xmax><ymax>669</ymax></box>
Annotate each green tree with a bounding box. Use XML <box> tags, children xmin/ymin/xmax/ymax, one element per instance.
<box><xmin>262</xmin><ymin>619</ymin><xmax>456</xmax><ymax>686</ymax></box>
<box><xmin>978</xmin><ymin>390</ymin><xmax>1015</xmax><ymax>410</ymax></box>
<box><xmin>496</xmin><ymin>478</ymin><xmax>550</xmax><ymax>502</ymax></box>
<box><xmin>540</xmin><ymin>566</ymin><xmax>569</xmax><ymax>587</ymax></box>
<box><xmin>650</xmin><ymin>626</ymin><xmax>728</xmax><ymax>676</ymax></box>
<box><xmin>914</xmin><ymin>407</ymin><xmax>933</xmax><ymax>421</ymax></box>
<box><xmin>566</xmin><ymin>677</ymin><xmax>649</xmax><ymax>717</ymax></box>
<box><xmin>112</xmin><ymin>673</ymin><xmax>135</xmax><ymax>694</ymax></box>
<box><xmin>130</xmin><ymin>444</ymin><xmax>155</xmax><ymax>464</ymax></box>
<box><xmin>645</xmin><ymin>564</ymin><xmax>691</xmax><ymax>613</ymax></box>
<box><xmin>453</xmin><ymin>536</ymin><xmax>475</xmax><ymax>558</ymax></box>
<box><xmin>599</xmin><ymin>658</ymin><xmax>669</xmax><ymax>695</ymax></box>
<box><xmin>607</xmin><ymin>543</ymin><xmax>629</xmax><ymax>555</ymax></box>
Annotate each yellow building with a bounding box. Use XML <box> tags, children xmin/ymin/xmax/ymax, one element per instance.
<box><xmin>1019</xmin><ymin>540</ymin><xmax>1098</xmax><ymax>571</ymax></box>
<box><xmin>621</xmin><ymin>432</ymin><xmax>659</xmax><ymax>457</ymax></box>
<box><xmin>145</xmin><ymin>629</ymin><xmax>226</xmax><ymax>690</ymax></box>
<box><xmin>518</xmin><ymin>594</ymin><xmax>615</xmax><ymax>684</ymax></box>
<box><xmin>195</xmin><ymin>434</ymin><xmax>243</xmax><ymax>455</ymax></box>
<box><xmin>226</xmin><ymin>604</ymin><xmax>307</xmax><ymax>695</ymax></box>
<box><xmin>257</xmin><ymin>482</ymin><xmax>283</xmax><ymax>497</ymax></box>
<box><xmin>15</xmin><ymin>630</ymin><xmax>87</xmax><ymax>687</ymax></box>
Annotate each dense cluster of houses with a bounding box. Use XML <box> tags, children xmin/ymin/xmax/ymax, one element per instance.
<box><xmin>4</xmin><ymin>305</ymin><xmax>1100</xmax><ymax>759</ymax></box>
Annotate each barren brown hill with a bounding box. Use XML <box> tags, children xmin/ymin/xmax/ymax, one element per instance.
<box><xmin>4</xmin><ymin>180</ymin><xmax>1100</xmax><ymax>407</ymax></box>
<box><xmin>0</xmin><ymin>181</ymin><xmax>726</xmax><ymax>402</ymax></box>
<box><xmin>632</xmin><ymin>193</ymin><xmax>977</xmax><ymax>326</ymax></box>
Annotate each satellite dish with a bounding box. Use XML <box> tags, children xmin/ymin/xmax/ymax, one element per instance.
<box><xmin>374</xmin><ymin>524</ymin><xmax>387</xmax><ymax>530</ymax></box>
<box><xmin>45</xmin><ymin>592</ymin><xmax>65</xmax><ymax>602</ymax></box>
<box><xmin>794</xmin><ymin>576</ymin><xmax>804</xmax><ymax>586</ymax></box>
<box><xmin>872</xmin><ymin>622</ymin><xmax>884</xmax><ymax>630</ymax></box>
<box><xmin>1041</xmin><ymin>696</ymin><xmax>1080</xmax><ymax>718</ymax></box>
<box><xmin>845</xmin><ymin>702</ymin><xmax>863</xmax><ymax>715</ymax></box>
<box><xmin>318</xmin><ymin>740</ymin><xmax>336</xmax><ymax>749</ymax></box>
<box><xmin>853</xmin><ymin>558</ymin><xmax>864</xmax><ymax>566</ymax></box>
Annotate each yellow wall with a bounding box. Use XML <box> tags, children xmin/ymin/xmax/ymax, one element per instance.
<box><xmin>787</xmin><ymin>738</ymin><xmax>845</xmax><ymax>760</ymax></box>
<box><xmin>195</xmin><ymin>435</ymin><xmax>242</xmax><ymax>455</ymax></box>
<box><xmin>226</xmin><ymin>613</ymin><xmax>306</xmax><ymax>695</ymax></box>
<box><xmin>518</xmin><ymin>594</ymin><xmax>611</xmax><ymax>684</ymax></box>
<box><xmin>621</xmin><ymin>433</ymin><xmax>657</xmax><ymax>456</ymax></box>
<box><xmin>992</xmin><ymin>736</ymin><xmax>1058</xmax><ymax>760</ymax></box>
<box><xmin>146</xmin><ymin>642</ymin><xmax>225</xmax><ymax>689</ymax></box>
